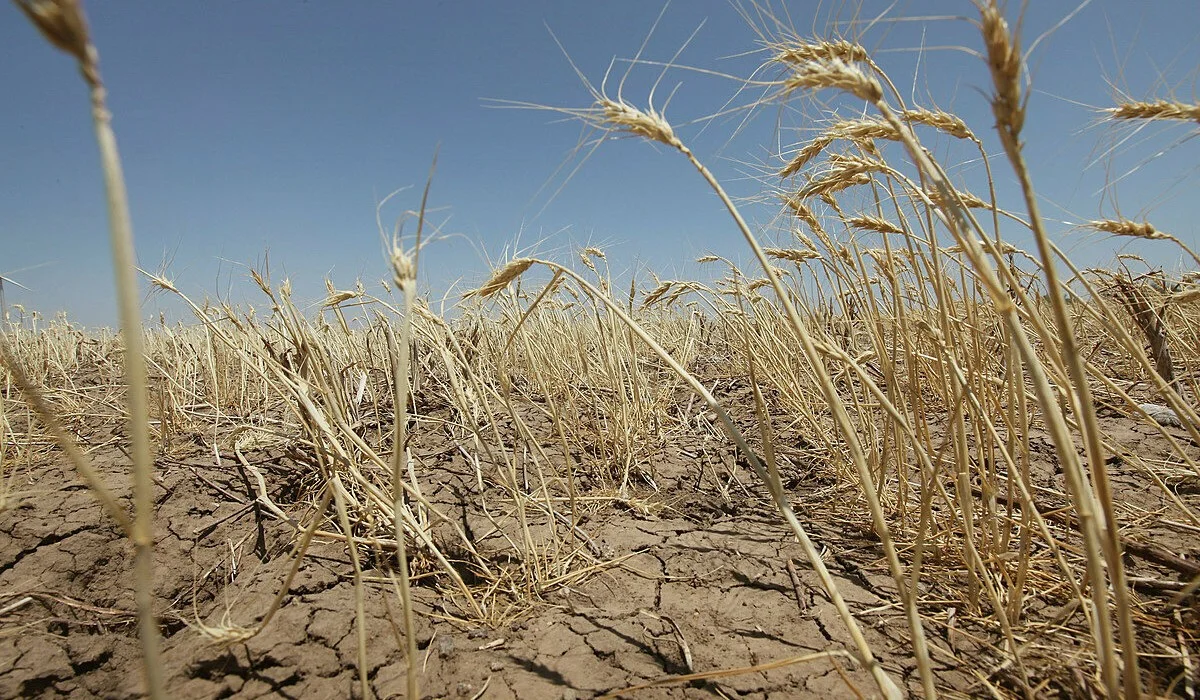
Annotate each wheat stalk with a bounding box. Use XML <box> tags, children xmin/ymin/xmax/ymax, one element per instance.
<box><xmin>12</xmin><ymin>2</ymin><xmax>165</xmax><ymax>697</ymax></box>
<box><xmin>764</xmin><ymin>247</ymin><xmax>822</xmax><ymax>262</ymax></box>
<box><xmin>901</xmin><ymin>108</ymin><xmax>976</xmax><ymax>141</ymax></box>
<box><xmin>1105</xmin><ymin>100</ymin><xmax>1200</xmax><ymax>123</ymax></box>
<box><xmin>780</xmin><ymin>135</ymin><xmax>835</xmax><ymax>178</ymax></box>
<box><xmin>980</xmin><ymin>5</ymin><xmax>1137</xmax><ymax>696</ymax></box>
<box><xmin>847</xmin><ymin>215</ymin><xmax>904</xmax><ymax>235</ymax></box>
<box><xmin>471</xmin><ymin>258</ymin><xmax>537</xmax><ymax>299</ymax></box>
<box><xmin>781</xmin><ymin>58</ymin><xmax>884</xmax><ymax>103</ymax></box>
<box><xmin>1089</xmin><ymin>219</ymin><xmax>1200</xmax><ymax>267</ymax></box>
<box><xmin>772</xmin><ymin>39</ymin><xmax>869</xmax><ymax>65</ymax></box>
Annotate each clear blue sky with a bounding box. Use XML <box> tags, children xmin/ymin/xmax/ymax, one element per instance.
<box><xmin>1</xmin><ymin>1</ymin><xmax>1197</xmax><ymax>328</ymax></box>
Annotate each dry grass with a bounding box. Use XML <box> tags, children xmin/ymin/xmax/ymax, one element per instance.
<box><xmin>4</xmin><ymin>1</ymin><xmax>1200</xmax><ymax>698</ymax></box>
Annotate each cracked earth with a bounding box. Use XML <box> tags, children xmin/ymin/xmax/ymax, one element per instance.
<box><xmin>2</xmin><ymin>397</ymin><xmax>1197</xmax><ymax>698</ymax></box>
<box><xmin>1</xmin><ymin>431</ymin><xmax>945</xmax><ymax>700</ymax></box>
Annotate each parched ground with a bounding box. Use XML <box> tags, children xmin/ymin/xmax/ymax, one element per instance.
<box><xmin>0</xmin><ymin>445</ymin><xmax>909</xmax><ymax>699</ymax></box>
<box><xmin>2</xmin><ymin>396</ymin><xmax>1198</xmax><ymax>698</ymax></box>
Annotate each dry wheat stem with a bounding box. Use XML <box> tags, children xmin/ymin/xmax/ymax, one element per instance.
<box><xmin>158</xmin><ymin>281</ymin><xmax>490</xmax><ymax>616</ymax></box>
<box><xmin>387</xmin><ymin>170</ymin><xmax>427</xmax><ymax>700</ymax></box>
<box><xmin>0</xmin><ymin>334</ymin><xmax>134</xmax><ymax>537</ymax></box>
<box><xmin>1056</xmin><ymin>253</ymin><xmax>1200</xmax><ymax>445</ymax></box>
<box><xmin>474</xmin><ymin>257</ymin><xmax>903</xmax><ymax>699</ymax></box>
<box><xmin>802</xmin><ymin>55</ymin><xmax>1143</xmax><ymax>700</ymax></box>
<box><xmin>384</xmin><ymin>322</ymin><xmax>421</xmax><ymax>700</ymax></box>
<box><xmin>13</xmin><ymin>1</ymin><xmax>167</xmax><ymax>695</ymax></box>
<box><xmin>980</xmin><ymin>4</ymin><xmax>1137</xmax><ymax>696</ymax></box>
<box><xmin>668</xmin><ymin>124</ymin><xmax>924</xmax><ymax>698</ymax></box>
<box><xmin>331</xmin><ymin>476</ymin><xmax>372</xmax><ymax>699</ymax></box>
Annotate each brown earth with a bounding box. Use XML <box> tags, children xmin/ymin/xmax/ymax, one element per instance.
<box><xmin>2</xmin><ymin>393</ymin><xmax>1198</xmax><ymax>698</ymax></box>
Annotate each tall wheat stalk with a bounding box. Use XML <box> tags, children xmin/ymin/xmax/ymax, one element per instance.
<box><xmin>380</xmin><ymin>156</ymin><xmax>437</xmax><ymax>700</ymax></box>
<box><xmin>11</xmin><ymin>1</ymin><xmax>165</xmax><ymax>697</ymax></box>
<box><xmin>979</xmin><ymin>6</ymin><xmax>1138</xmax><ymax>696</ymax></box>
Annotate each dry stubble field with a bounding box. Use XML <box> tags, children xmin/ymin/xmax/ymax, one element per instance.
<box><xmin>2</xmin><ymin>1</ymin><xmax>1200</xmax><ymax>698</ymax></box>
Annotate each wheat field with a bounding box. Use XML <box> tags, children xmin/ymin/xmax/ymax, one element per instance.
<box><xmin>2</xmin><ymin>1</ymin><xmax>1198</xmax><ymax>698</ymax></box>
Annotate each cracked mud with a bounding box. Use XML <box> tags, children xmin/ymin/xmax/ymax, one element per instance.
<box><xmin>2</xmin><ymin>405</ymin><xmax>1197</xmax><ymax>698</ymax></box>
